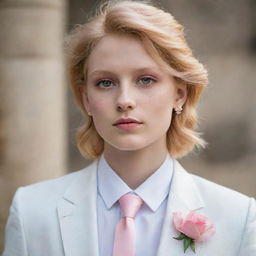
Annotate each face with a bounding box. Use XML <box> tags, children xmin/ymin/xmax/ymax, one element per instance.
<box><xmin>82</xmin><ymin>34</ymin><xmax>187</xmax><ymax>154</ymax></box>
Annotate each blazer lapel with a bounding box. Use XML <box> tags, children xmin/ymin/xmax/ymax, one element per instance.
<box><xmin>57</xmin><ymin>161</ymin><xmax>99</xmax><ymax>256</ymax></box>
<box><xmin>56</xmin><ymin>158</ymin><xmax>206</xmax><ymax>256</ymax></box>
<box><xmin>157</xmin><ymin>160</ymin><xmax>205</xmax><ymax>256</ymax></box>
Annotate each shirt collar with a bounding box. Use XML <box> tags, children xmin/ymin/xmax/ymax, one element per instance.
<box><xmin>97</xmin><ymin>153</ymin><xmax>174</xmax><ymax>212</ymax></box>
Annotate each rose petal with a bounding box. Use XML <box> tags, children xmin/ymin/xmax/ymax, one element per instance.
<box><xmin>186</xmin><ymin>211</ymin><xmax>207</xmax><ymax>223</ymax></box>
<box><xmin>179</xmin><ymin>220</ymin><xmax>201</xmax><ymax>240</ymax></box>
<box><xmin>186</xmin><ymin>211</ymin><xmax>199</xmax><ymax>222</ymax></box>
<box><xmin>196</xmin><ymin>221</ymin><xmax>207</xmax><ymax>234</ymax></box>
<box><xmin>198</xmin><ymin>224</ymin><xmax>216</xmax><ymax>242</ymax></box>
<box><xmin>173</xmin><ymin>212</ymin><xmax>184</xmax><ymax>230</ymax></box>
<box><xmin>173</xmin><ymin>211</ymin><xmax>215</xmax><ymax>242</ymax></box>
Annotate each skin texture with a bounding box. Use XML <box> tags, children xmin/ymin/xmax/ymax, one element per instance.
<box><xmin>82</xmin><ymin>34</ymin><xmax>187</xmax><ymax>189</ymax></box>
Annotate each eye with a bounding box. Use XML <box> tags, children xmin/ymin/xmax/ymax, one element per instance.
<box><xmin>96</xmin><ymin>79</ymin><xmax>115</xmax><ymax>88</ymax></box>
<box><xmin>137</xmin><ymin>76</ymin><xmax>157</xmax><ymax>86</ymax></box>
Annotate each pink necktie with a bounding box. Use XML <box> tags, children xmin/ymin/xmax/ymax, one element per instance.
<box><xmin>112</xmin><ymin>193</ymin><xmax>143</xmax><ymax>256</ymax></box>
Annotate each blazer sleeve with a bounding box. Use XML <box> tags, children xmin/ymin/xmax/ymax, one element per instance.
<box><xmin>238</xmin><ymin>197</ymin><xmax>256</xmax><ymax>255</ymax></box>
<box><xmin>2</xmin><ymin>188</ymin><xmax>28</xmax><ymax>256</ymax></box>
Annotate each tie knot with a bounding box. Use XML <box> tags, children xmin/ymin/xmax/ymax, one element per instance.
<box><xmin>119</xmin><ymin>193</ymin><xmax>143</xmax><ymax>218</ymax></box>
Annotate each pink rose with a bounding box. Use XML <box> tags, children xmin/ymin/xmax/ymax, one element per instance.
<box><xmin>173</xmin><ymin>211</ymin><xmax>215</xmax><ymax>242</ymax></box>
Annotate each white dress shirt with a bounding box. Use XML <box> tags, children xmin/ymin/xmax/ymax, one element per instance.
<box><xmin>96</xmin><ymin>153</ymin><xmax>174</xmax><ymax>256</ymax></box>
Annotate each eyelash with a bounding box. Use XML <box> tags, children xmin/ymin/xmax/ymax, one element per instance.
<box><xmin>95</xmin><ymin>76</ymin><xmax>158</xmax><ymax>88</ymax></box>
<box><xmin>95</xmin><ymin>79</ymin><xmax>114</xmax><ymax>88</ymax></box>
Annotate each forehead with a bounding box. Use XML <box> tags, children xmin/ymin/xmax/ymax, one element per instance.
<box><xmin>86</xmin><ymin>34</ymin><xmax>164</xmax><ymax>75</ymax></box>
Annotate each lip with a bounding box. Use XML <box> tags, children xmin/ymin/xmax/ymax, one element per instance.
<box><xmin>115</xmin><ymin>123</ymin><xmax>142</xmax><ymax>131</ymax></box>
<box><xmin>113</xmin><ymin>118</ymin><xmax>143</xmax><ymax>131</ymax></box>
<box><xmin>113</xmin><ymin>118</ymin><xmax>143</xmax><ymax>126</ymax></box>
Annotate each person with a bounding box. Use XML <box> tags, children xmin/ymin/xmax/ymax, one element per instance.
<box><xmin>2</xmin><ymin>1</ymin><xmax>256</xmax><ymax>255</ymax></box>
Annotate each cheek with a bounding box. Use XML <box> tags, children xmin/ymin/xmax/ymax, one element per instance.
<box><xmin>146</xmin><ymin>89</ymin><xmax>175</xmax><ymax>111</ymax></box>
<box><xmin>88</xmin><ymin>97</ymin><xmax>109</xmax><ymax>114</ymax></box>
<box><xmin>88</xmin><ymin>98</ymin><xmax>110</xmax><ymax>136</ymax></box>
<box><xmin>144</xmin><ymin>89</ymin><xmax>175</xmax><ymax>129</ymax></box>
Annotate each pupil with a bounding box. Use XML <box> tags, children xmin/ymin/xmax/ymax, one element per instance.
<box><xmin>102</xmin><ymin>80</ymin><xmax>111</xmax><ymax>86</ymax></box>
<box><xmin>141</xmin><ymin>77</ymin><xmax>151</xmax><ymax>84</ymax></box>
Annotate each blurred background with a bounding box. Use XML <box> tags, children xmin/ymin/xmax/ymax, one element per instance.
<box><xmin>0</xmin><ymin>0</ymin><xmax>255</xmax><ymax>251</ymax></box>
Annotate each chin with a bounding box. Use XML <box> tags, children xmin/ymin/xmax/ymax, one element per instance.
<box><xmin>105</xmin><ymin>138</ymin><xmax>150</xmax><ymax>152</ymax></box>
<box><xmin>110</xmin><ymin>142</ymin><xmax>146</xmax><ymax>151</ymax></box>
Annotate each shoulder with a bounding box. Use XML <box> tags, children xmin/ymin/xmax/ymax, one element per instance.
<box><xmin>190</xmin><ymin>172</ymin><xmax>255</xmax><ymax>224</ymax></box>
<box><xmin>174</xmin><ymin>159</ymin><xmax>254</xmax><ymax>224</ymax></box>
<box><xmin>174</xmin><ymin>160</ymin><xmax>252</xmax><ymax>208</ymax></box>
<box><xmin>191</xmin><ymin>173</ymin><xmax>251</xmax><ymax>203</ymax></box>
<box><xmin>12</xmin><ymin>161</ymin><xmax>97</xmax><ymax>210</ymax></box>
<box><xmin>190</xmin><ymin>173</ymin><xmax>256</xmax><ymax>254</ymax></box>
<box><xmin>18</xmin><ymin>169</ymin><xmax>84</xmax><ymax>199</ymax></box>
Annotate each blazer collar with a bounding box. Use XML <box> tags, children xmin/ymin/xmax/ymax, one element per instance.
<box><xmin>57</xmin><ymin>159</ymin><xmax>205</xmax><ymax>256</ymax></box>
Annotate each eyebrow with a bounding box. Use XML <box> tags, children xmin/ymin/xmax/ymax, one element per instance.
<box><xmin>88</xmin><ymin>66</ymin><xmax>162</xmax><ymax>77</ymax></box>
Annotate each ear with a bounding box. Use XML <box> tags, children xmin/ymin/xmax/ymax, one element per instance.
<box><xmin>79</xmin><ymin>86</ymin><xmax>91</xmax><ymax>115</ymax></box>
<box><xmin>174</xmin><ymin>81</ymin><xmax>187</xmax><ymax>108</ymax></box>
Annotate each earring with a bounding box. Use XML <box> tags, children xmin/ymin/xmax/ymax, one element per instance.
<box><xmin>87</xmin><ymin>112</ymin><xmax>92</xmax><ymax>116</ymax></box>
<box><xmin>174</xmin><ymin>106</ymin><xmax>183</xmax><ymax>115</ymax></box>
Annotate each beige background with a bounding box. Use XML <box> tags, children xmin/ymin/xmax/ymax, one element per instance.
<box><xmin>0</xmin><ymin>0</ymin><xmax>255</xmax><ymax>252</ymax></box>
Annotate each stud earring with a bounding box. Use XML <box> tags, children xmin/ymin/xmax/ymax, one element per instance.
<box><xmin>87</xmin><ymin>112</ymin><xmax>92</xmax><ymax>116</ymax></box>
<box><xmin>174</xmin><ymin>106</ymin><xmax>183</xmax><ymax>115</ymax></box>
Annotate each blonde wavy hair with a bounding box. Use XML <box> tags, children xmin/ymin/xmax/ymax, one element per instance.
<box><xmin>66</xmin><ymin>0</ymin><xmax>208</xmax><ymax>160</ymax></box>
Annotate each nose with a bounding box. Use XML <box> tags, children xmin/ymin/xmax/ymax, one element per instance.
<box><xmin>116</xmin><ymin>87</ymin><xmax>136</xmax><ymax>112</ymax></box>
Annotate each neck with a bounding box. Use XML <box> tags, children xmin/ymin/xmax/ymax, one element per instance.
<box><xmin>103</xmin><ymin>143</ymin><xmax>168</xmax><ymax>190</ymax></box>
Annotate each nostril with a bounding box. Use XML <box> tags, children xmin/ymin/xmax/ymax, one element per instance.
<box><xmin>116</xmin><ymin>103</ymin><xmax>135</xmax><ymax>111</ymax></box>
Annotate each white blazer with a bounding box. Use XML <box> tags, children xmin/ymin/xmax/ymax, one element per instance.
<box><xmin>2</xmin><ymin>160</ymin><xmax>256</xmax><ymax>256</ymax></box>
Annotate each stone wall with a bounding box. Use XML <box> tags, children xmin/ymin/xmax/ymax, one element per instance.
<box><xmin>0</xmin><ymin>0</ymin><xmax>67</xmax><ymax>251</ymax></box>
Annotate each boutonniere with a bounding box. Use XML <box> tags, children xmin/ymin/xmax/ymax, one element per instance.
<box><xmin>172</xmin><ymin>211</ymin><xmax>215</xmax><ymax>253</ymax></box>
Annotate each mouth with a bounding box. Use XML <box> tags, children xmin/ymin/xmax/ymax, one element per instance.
<box><xmin>113</xmin><ymin>118</ymin><xmax>143</xmax><ymax>130</ymax></box>
<box><xmin>113</xmin><ymin>118</ymin><xmax>143</xmax><ymax>126</ymax></box>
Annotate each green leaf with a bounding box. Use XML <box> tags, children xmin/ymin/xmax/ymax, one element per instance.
<box><xmin>183</xmin><ymin>237</ymin><xmax>191</xmax><ymax>253</ymax></box>
<box><xmin>173</xmin><ymin>233</ymin><xmax>186</xmax><ymax>240</ymax></box>
<box><xmin>190</xmin><ymin>240</ymin><xmax>196</xmax><ymax>253</ymax></box>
